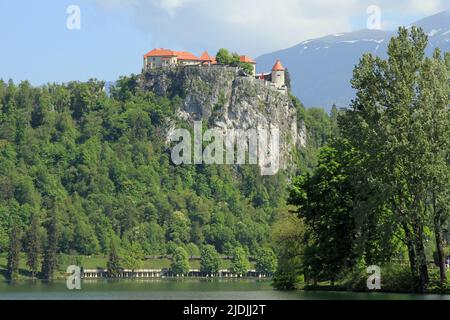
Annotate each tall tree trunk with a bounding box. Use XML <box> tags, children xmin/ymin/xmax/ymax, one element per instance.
<box><xmin>418</xmin><ymin>253</ymin><xmax>429</xmax><ymax>293</ymax></box>
<box><xmin>413</xmin><ymin>219</ymin><xmax>429</xmax><ymax>293</ymax></box>
<box><xmin>435</xmin><ymin>225</ymin><xmax>447</xmax><ymax>284</ymax></box>
<box><xmin>433</xmin><ymin>194</ymin><xmax>447</xmax><ymax>285</ymax></box>
<box><xmin>402</xmin><ymin>221</ymin><xmax>419</xmax><ymax>292</ymax></box>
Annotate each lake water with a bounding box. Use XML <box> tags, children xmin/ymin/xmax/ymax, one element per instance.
<box><xmin>0</xmin><ymin>279</ymin><xmax>449</xmax><ymax>300</ymax></box>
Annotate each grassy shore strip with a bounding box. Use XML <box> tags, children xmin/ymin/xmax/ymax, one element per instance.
<box><xmin>295</xmin><ymin>268</ymin><xmax>450</xmax><ymax>295</ymax></box>
<box><xmin>301</xmin><ymin>284</ymin><xmax>450</xmax><ymax>295</ymax></box>
<box><xmin>0</xmin><ymin>253</ymin><xmax>256</xmax><ymax>281</ymax></box>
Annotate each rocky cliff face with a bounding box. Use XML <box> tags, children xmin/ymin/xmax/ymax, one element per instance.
<box><xmin>139</xmin><ymin>65</ymin><xmax>306</xmax><ymax>172</ymax></box>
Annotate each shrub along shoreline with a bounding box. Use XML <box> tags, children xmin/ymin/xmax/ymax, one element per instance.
<box><xmin>275</xmin><ymin>263</ymin><xmax>450</xmax><ymax>295</ymax></box>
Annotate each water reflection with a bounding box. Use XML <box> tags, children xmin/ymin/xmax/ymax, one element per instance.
<box><xmin>0</xmin><ymin>279</ymin><xmax>450</xmax><ymax>300</ymax></box>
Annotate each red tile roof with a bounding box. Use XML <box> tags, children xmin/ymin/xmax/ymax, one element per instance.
<box><xmin>272</xmin><ymin>60</ymin><xmax>285</xmax><ymax>71</ymax></box>
<box><xmin>144</xmin><ymin>48</ymin><xmax>176</xmax><ymax>58</ymax></box>
<box><xmin>174</xmin><ymin>51</ymin><xmax>199</xmax><ymax>61</ymax></box>
<box><xmin>239</xmin><ymin>55</ymin><xmax>256</xmax><ymax>64</ymax></box>
<box><xmin>144</xmin><ymin>48</ymin><xmax>199</xmax><ymax>61</ymax></box>
<box><xmin>199</xmin><ymin>51</ymin><xmax>214</xmax><ymax>62</ymax></box>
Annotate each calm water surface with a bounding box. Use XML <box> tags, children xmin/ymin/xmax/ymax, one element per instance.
<box><xmin>0</xmin><ymin>279</ymin><xmax>449</xmax><ymax>300</ymax></box>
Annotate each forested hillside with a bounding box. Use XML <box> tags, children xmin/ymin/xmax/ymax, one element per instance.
<box><xmin>0</xmin><ymin>75</ymin><xmax>332</xmax><ymax>278</ymax></box>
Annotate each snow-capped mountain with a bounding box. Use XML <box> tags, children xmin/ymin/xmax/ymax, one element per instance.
<box><xmin>256</xmin><ymin>11</ymin><xmax>450</xmax><ymax>111</ymax></box>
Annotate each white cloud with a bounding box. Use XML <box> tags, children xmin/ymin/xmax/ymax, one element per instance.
<box><xmin>95</xmin><ymin>0</ymin><xmax>448</xmax><ymax>56</ymax></box>
<box><xmin>152</xmin><ymin>0</ymin><xmax>196</xmax><ymax>15</ymax></box>
<box><xmin>366</xmin><ymin>0</ymin><xmax>446</xmax><ymax>15</ymax></box>
<box><xmin>409</xmin><ymin>0</ymin><xmax>444</xmax><ymax>14</ymax></box>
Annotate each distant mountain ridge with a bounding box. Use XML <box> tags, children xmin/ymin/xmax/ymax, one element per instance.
<box><xmin>256</xmin><ymin>11</ymin><xmax>450</xmax><ymax>111</ymax></box>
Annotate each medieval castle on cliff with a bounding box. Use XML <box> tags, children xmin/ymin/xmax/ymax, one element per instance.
<box><xmin>143</xmin><ymin>49</ymin><xmax>287</xmax><ymax>93</ymax></box>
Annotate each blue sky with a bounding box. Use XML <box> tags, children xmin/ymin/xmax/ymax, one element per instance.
<box><xmin>0</xmin><ymin>0</ymin><xmax>447</xmax><ymax>85</ymax></box>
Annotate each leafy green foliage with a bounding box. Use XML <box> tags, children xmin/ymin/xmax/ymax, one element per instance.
<box><xmin>121</xmin><ymin>241</ymin><xmax>144</xmax><ymax>271</ymax></box>
<box><xmin>215</xmin><ymin>48</ymin><xmax>254</xmax><ymax>74</ymax></box>
<box><xmin>0</xmin><ymin>76</ymin><xmax>303</xmax><ymax>263</ymax></box>
<box><xmin>272</xmin><ymin>209</ymin><xmax>306</xmax><ymax>289</ymax></box>
<box><xmin>0</xmin><ymin>59</ymin><xmax>338</xmax><ymax>282</ymax></box>
<box><xmin>200</xmin><ymin>245</ymin><xmax>221</xmax><ymax>275</ymax></box>
<box><xmin>281</xmin><ymin>27</ymin><xmax>450</xmax><ymax>293</ymax></box>
<box><xmin>255</xmin><ymin>247</ymin><xmax>277</xmax><ymax>275</ymax></box>
<box><xmin>230</xmin><ymin>247</ymin><xmax>250</xmax><ymax>276</ymax></box>
<box><xmin>288</xmin><ymin>145</ymin><xmax>363</xmax><ymax>283</ymax></box>
<box><xmin>171</xmin><ymin>247</ymin><xmax>190</xmax><ymax>275</ymax></box>
<box><xmin>339</xmin><ymin>27</ymin><xmax>450</xmax><ymax>292</ymax></box>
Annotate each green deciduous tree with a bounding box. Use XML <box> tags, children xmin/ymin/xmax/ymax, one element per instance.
<box><xmin>215</xmin><ymin>48</ymin><xmax>254</xmax><ymax>74</ymax></box>
<box><xmin>170</xmin><ymin>247</ymin><xmax>190</xmax><ymax>275</ymax></box>
<box><xmin>272</xmin><ymin>210</ymin><xmax>306</xmax><ymax>290</ymax></box>
<box><xmin>121</xmin><ymin>241</ymin><xmax>144</xmax><ymax>272</ymax></box>
<box><xmin>200</xmin><ymin>245</ymin><xmax>220</xmax><ymax>275</ymax></box>
<box><xmin>339</xmin><ymin>27</ymin><xmax>450</xmax><ymax>292</ymax></box>
<box><xmin>231</xmin><ymin>247</ymin><xmax>250</xmax><ymax>276</ymax></box>
<box><xmin>216</xmin><ymin>49</ymin><xmax>233</xmax><ymax>65</ymax></box>
<box><xmin>288</xmin><ymin>145</ymin><xmax>357</xmax><ymax>284</ymax></box>
<box><xmin>416</xmin><ymin>49</ymin><xmax>450</xmax><ymax>285</ymax></box>
<box><xmin>167</xmin><ymin>211</ymin><xmax>191</xmax><ymax>245</ymax></box>
<box><xmin>255</xmin><ymin>247</ymin><xmax>277</xmax><ymax>275</ymax></box>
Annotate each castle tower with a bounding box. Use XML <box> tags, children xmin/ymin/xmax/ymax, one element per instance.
<box><xmin>271</xmin><ymin>60</ymin><xmax>285</xmax><ymax>88</ymax></box>
<box><xmin>199</xmin><ymin>51</ymin><xmax>214</xmax><ymax>66</ymax></box>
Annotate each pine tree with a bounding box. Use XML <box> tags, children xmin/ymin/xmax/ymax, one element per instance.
<box><xmin>42</xmin><ymin>214</ymin><xmax>59</xmax><ymax>281</ymax></box>
<box><xmin>7</xmin><ymin>225</ymin><xmax>22</xmax><ymax>281</ymax></box>
<box><xmin>107</xmin><ymin>240</ymin><xmax>121</xmax><ymax>278</ymax></box>
<box><xmin>330</xmin><ymin>104</ymin><xmax>340</xmax><ymax>137</ymax></box>
<box><xmin>24</xmin><ymin>216</ymin><xmax>42</xmax><ymax>279</ymax></box>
